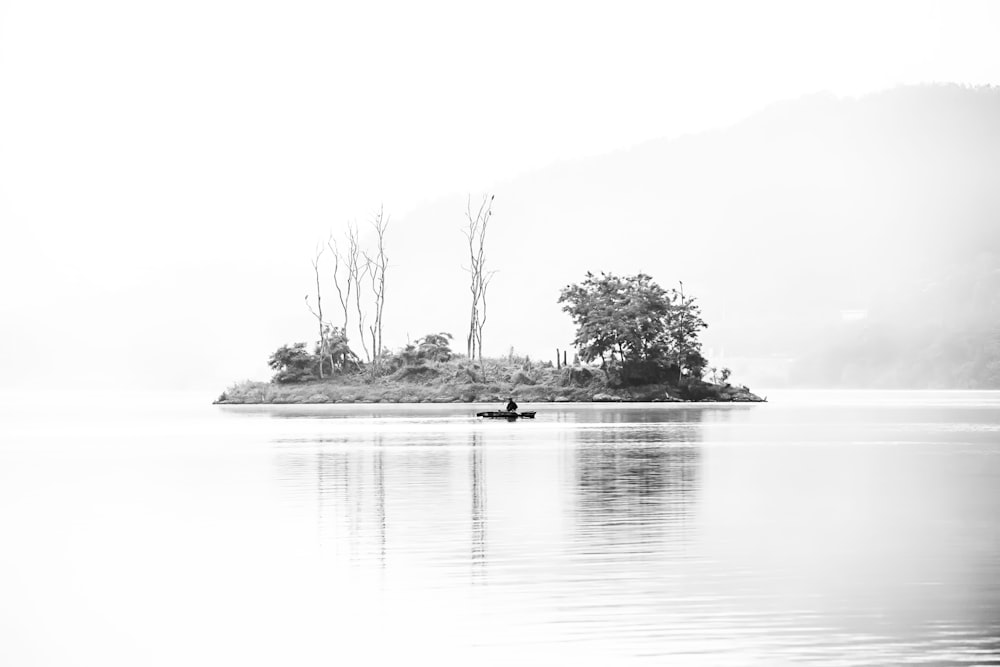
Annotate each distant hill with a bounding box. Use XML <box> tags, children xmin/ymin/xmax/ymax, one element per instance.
<box><xmin>390</xmin><ymin>84</ymin><xmax>1000</xmax><ymax>388</ymax></box>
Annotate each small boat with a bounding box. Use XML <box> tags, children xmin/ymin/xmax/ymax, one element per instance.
<box><xmin>476</xmin><ymin>411</ymin><xmax>536</xmax><ymax>419</ymax></box>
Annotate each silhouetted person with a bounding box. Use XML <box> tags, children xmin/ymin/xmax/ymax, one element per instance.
<box><xmin>505</xmin><ymin>397</ymin><xmax>518</xmax><ymax>412</ymax></box>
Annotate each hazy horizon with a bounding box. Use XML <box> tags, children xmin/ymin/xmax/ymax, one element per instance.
<box><xmin>2</xmin><ymin>1</ymin><xmax>999</xmax><ymax>392</ymax></box>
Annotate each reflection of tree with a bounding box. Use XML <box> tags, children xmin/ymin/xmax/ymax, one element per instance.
<box><xmin>572</xmin><ymin>408</ymin><xmax>705</xmax><ymax>556</ymax></box>
<box><xmin>273</xmin><ymin>433</ymin><xmax>465</xmax><ymax>572</ymax></box>
<box><xmin>470</xmin><ymin>432</ymin><xmax>487</xmax><ymax>581</ymax></box>
<box><xmin>274</xmin><ymin>438</ymin><xmax>388</xmax><ymax>566</ymax></box>
<box><xmin>373</xmin><ymin>434</ymin><xmax>386</xmax><ymax>566</ymax></box>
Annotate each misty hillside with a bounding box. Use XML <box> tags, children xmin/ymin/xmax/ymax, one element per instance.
<box><xmin>391</xmin><ymin>84</ymin><xmax>1000</xmax><ymax>388</ymax></box>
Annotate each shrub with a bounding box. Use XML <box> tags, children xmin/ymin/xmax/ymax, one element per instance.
<box><xmin>391</xmin><ymin>364</ymin><xmax>442</xmax><ymax>383</ymax></box>
<box><xmin>560</xmin><ymin>366</ymin><xmax>596</xmax><ymax>387</ymax></box>
<box><xmin>268</xmin><ymin>343</ymin><xmax>319</xmax><ymax>384</ymax></box>
<box><xmin>220</xmin><ymin>380</ymin><xmax>274</xmax><ymax>403</ymax></box>
<box><xmin>512</xmin><ymin>370</ymin><xmax>536</xmax><ymax>385</ymax></box>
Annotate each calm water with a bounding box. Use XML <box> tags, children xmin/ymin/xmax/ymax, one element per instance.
<box><xmin>1</xmin><ymin>391</ymin><xmax>998</xmax><ymax>665</ymax></box>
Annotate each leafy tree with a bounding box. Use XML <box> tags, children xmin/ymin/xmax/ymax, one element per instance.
<box><xmin>559</xmin><ymin>272</ymin><xmax>708</xmax><ymax>385</ymax></box>
<box><xmin>268</xmin><ymin>342</ymin><xmax>318</xmax><ymax>384</ymax></box>
<box><xmin>315</xmin><ymin>325</ymin><xmax>357</xmax><ymax>375</ymax></box>
<box><xmin>417</xmin><ymin>332</ymin><xmax>454</xmax><ymax>362</ymax></box>
<box><xmin>558</xmin><ymin>272</ymin><xmax>669</xmax><ymax>365</ymax></box>
<box><xmin>663</xmin><ymin>281</ymin><xmax>708</xmax><ymax>380</ymax></box>
<box><xmin>399</xmin><ymin>332</ymin><xmax>454</xmax><ymax>365</ymax></box>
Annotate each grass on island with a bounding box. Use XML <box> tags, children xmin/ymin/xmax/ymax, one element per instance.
<box><xmin>216</xmin><ymin>356</ymin><xmax>763</xmax><ymax>405</ymax></box>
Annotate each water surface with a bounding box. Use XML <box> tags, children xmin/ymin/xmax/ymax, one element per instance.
<box><xmin>1</xmin><ymin>391</ymin><xmax>998</xmax><ymax>665</ymax></box>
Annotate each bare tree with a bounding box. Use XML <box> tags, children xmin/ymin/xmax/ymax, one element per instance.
<box><xmin>322</xmin><ymin>233</ymin><xmax>367</xmax><ymax>372</ymax></box>
<box><xmin>364</xmin><ymin>206</ymin><xmax>389</xmax><ymax>378</ymax></box>
<box><xmin>305</xmin><ymin>209</ymin><xmax>389</xmax><ymax>379</ymax></box>
<box><xmin>327</xmin><ymin>234</ymin><xmax>351</xmax><ymax>335</ymax></box>
<box><xmin>304</xmin><ymin>244</ymin><xmax>330</xmax><ymax>378</ymax></box>
<box><xmin>343</xmin><ymin>222</ymin><xmax>370</xmax><ymax>364</ymax></box>
<box><xmin>463</xmin><ymin>194</ymin><xmax>496</xmax><ymax>379</ymax></box>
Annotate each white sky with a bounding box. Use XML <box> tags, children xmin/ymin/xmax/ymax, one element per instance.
<box><xmin>1</xmin><ymin>0</ymin><xmax>999</xmax><ymax>388</ymax></box>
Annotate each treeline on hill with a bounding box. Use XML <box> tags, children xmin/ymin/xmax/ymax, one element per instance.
<box><xmin>384</xmin><ymin>84</ymin><xmax>1000</xmax><ymax>389</ymax></box>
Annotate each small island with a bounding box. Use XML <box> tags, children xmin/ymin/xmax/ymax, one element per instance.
<box><xmin>216</xmin><ymin>264</ymin><xmax>765</xmax><ymax>405</ymax></box>
<box><xmin>215</xmin><ymin>357</ymin><xmax>763</xmax><ymax>405</ymax></box>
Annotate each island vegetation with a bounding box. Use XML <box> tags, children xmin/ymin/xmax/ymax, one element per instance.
<box><xmin>216</xmin><ymin>201</ymin><xmax>763</xmax><ymax>405</ymax></box>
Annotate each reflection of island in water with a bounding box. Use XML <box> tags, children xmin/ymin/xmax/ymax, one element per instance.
<box><xmin>270</xmin><ymin>405</ymin><xmax>731</xmax><ymax>582</ymax></box>
<box><xmin>260</xmin><ymin>402</ymin><xmax>1000</xmax><ymax>661</ymax></box>
<box><xmin>273</xmin><ymin>429</ymin><xmax>483</xmax><ymax>578</ymax></box>
<box><xmin>571</xmin><ymin>408</ymin><xmax>707</xmax><ymax>559</ymax></box>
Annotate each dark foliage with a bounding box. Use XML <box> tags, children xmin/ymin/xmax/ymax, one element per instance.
<box><xmin>559</xmin><ymin>272</ymin><xmax>708</xmax><ymax>386</ymax></box>
<box><xmin>268</xmin><ymin>342</ymin><xmax>319</xmax><ymax>384</ymax></box>
<box><xmin>399</xmin><ymin>332</ymin><xmax>455</xmax><ymax>366</ymax></box>
<box><xmin>314</xmin><ymin>325</ymin><xmax>357</xmax><ymax>375</ymax></box>
<box><xmin>560</xmin><ymin>365</ymin><xmax>597</xmax><ymax>387</ymax></box>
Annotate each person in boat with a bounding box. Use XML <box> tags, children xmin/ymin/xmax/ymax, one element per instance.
<box><xmin>505</xmin><ymin>397</ymin><xmax>518</xmax><ymax>413</ymax></box>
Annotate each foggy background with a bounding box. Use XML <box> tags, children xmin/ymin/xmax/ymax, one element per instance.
<box><xmin>2</xmin><ymin>1</ymin><xmax>998</xmax><ymax>393</ymax></box>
